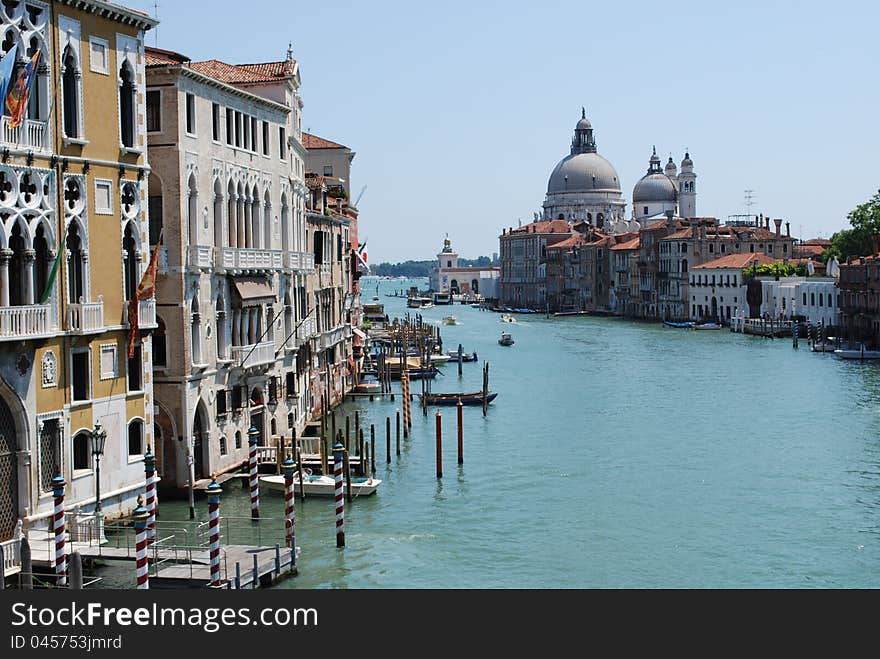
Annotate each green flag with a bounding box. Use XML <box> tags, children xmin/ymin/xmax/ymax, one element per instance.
<box><xmin>39</xmin><ymin>234</ymin><xmax>65</xmax><ymax>305</ymax></box>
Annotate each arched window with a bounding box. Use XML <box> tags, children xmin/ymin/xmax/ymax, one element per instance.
<box><xmin>471</xmin><ymin>279</ymin><xmax>479</xmax><ymax>294</ymax></box>
<box><xmin>72</xmin><ymin>430</ymin><xmax>91</xmax><ymax>471</ymax></box>
<box><xmin>25</xmin><ymin>37</ymin><xmax>45</xmax><ymax>122</ymax></box>
<box><xmin>234</xmin><ymin>430</ymin><xmax>242</xmax><ymax>450</ymax></box>
<box><xmin>9</xmin><ymin>221</ymin><xmax>28</xmax><ymax>306</ymax></box>
<box><xmin>122</xmin><ymin>222</ymin><xmax>138</xmax><ymax>301</ymax></box>
<box><xmin>215</xmin><ymin>295</ymin><xmax>228</xmax><ymax>360</ymax></box>
<box><xmin>119</xmin><ymin>60</ymin><xmax>136</xmax><ymax>148</ymax></box>
<box><xmin>61</xmin><ymin>44</ymin><xmax>81</xmax><ymax>139</ymax></box>
<box><xmin>127</xmin><ymin>418</ymin><xmax>144</xmax><ymax>456</ymax></box>
<box><xmin>34</xmin><ymin>223</ymin><xmax>51</xmax><ymax>303</ymax></box>
<box><xmin>219</xmin><ymin>433</ymin><xmax>227</xmax><ymax>456</ymax></box>
<box><xmin>153</xmin><ymin>317</ymin><xmax>167</xmax><ymax>368</ymax></box>
<box><xmin>213</xmin><ymin>179</ymin><xmax>223</xmax><ymax>248</ymax></box>
<box><xmin>191</xmin><ymin>295</ymin><xmax>202</xmax><ymax>365</ymax></box>
<box><xmin>264</xmin><ymin>190</ymin><xmax>272</xmax><ymax>250</ymax></box>
<box><xmin>187</xmin><ymin>173</ymin><xmax>198</xmax><ymax>245</ymax></box>
<box><xmin>280</xmin><ymin>193</ymin><xmax>290</xmax><ymax>252</ymax></box>
<box><xmin>283</xmin><ymin>291</ymin><xmax>293</xmax><ymax>343</ymax></box>
<box><xmin>237</xmin><ymin>183</ymin><xmax>247</xmax><ymax>247</ymax></box>
<box><xmin>67</xmin><ymin>220</ymin><xmax>85</xmax><ymax>304</ymax></box>
<box><xmin>250</xmin><ymin>186</ymin><xmax>260</xmax><ymax>248</ymax></box>
<box><xmin>227</xmin><ymin>180</ymin><xmax>236</xmax><ymax>247</ymax></box>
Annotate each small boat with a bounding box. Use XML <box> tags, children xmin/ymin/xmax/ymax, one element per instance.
<box><xmin>500</xmin><ymin>314</ymin><xmax>516</xmax><ymax>323</ymax></box>
<box><xmin>810</xmin><ymin>341</ymin><xmax>837</xmax><ymax>353</ymax></box>
<box><xmin>354</xmin><ymin>374</ymin><xmax>382</xmax><ymax>394</ymax></box>
<box><xmin>419</xmin><ymin>391</ymin><xmax>498</xmax><ymax>406</ymax></box>
<box><xmin>446</xmin><ymin>350</ymin><xmax>478</xmax><ymax>362</ymax></box>
<box><xmin>429</xmin><ymin>353</ymin><xmax>451</xmax><ymax>365</ymax></box>
<box><xmin>693</xmin><ymin>322</ymin><xmax>722</xmax><ymax>330</ymax></box>
<box><xmin>663</xmin><ymin>321</ymin><xmax>694</xmax><ymax>328</ymax></box>
<box><xmin>470</xmin><ymin>303</ymin><xmax>481</xmax><ymax>308</ymax></box>
<box><xmin>261</xmin><ymin>471</ymin><xmax>381</xmax><ymax>497</ymax></box>
<box><xmin>834</xmin><ymin>345</ymin><xmax>880</xmax><ymax>360</ymax></box>
<box><xmin>498</xmin><ymin>332</ymin><xmax>514</xmax><ymax>346</ymax></box>
<box><xmin>442</xmin><ymin>315</ymin><xmax>459</xmax><ymax>325</ymax></box>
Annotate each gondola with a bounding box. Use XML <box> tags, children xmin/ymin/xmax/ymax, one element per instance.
<box><xmin>418</xmin><ymin>391</ymin><xmax>498</xmax><ymax>406</ymax></box>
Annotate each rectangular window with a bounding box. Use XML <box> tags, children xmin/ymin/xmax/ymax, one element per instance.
<box><xmin>212</xmin><ymin>103</ymin><xmax>220</xmax><ymax>141</ymax></box>
<box><xmin>148</xmin><ymin>195</ymin><xmax>163</xmax><ymax>246</ymax></box>
<box><xmin>185</xmin><ymin>93</ymin><xmax>196</xmax><ymax>135</ymax></box>
<box><xmin>39</xmin><ymin>419</ymin><xmax>60</xmax><ymax>493</ymax></box>
<box><xmin>226</xmin><ymin>108</ymin><xmax>234</xmax><ymax>144</ymax></box>
<box><xmin>88</xmin><ymin>36</ymin><xmax>109</xmax><ymax>74</ymax></box>
<box><xmin>819</xmin><ymin>293</ymin><xmax>824</xmax><ymax>307</ymax></box>
<box><xmin>146</xmin><ymin>90</ymin><xmax>161</xmax><ymax>132</ymax></box>
<box><xmin>127</xmin><ymin>344</ymin><xmax>142</xmax><ymax>392</ymax></box>
<box><xmin>803</xmin><ymin>293</ymin><xmax>807</xmax><ymax>306</ymax></box>
<box><xmin>262</xmin><ymin>121</ymin><xmax>270</xmax><ymax>156</ymax></box>
<box><xmin>268</xmin><ymin>377</ymin><xmax>278</xmax><ymax>404</ymax></box>
<box><xmin>286</xmin><ymin>371</ymin><xmax>296</xmax><ymax>398</ymax></box>
<box><xmin>217</xmin><ymin>388</ymin><xmax>228</xmax><ymax>416</ymax></box>
<box><xmin>251</xmin><ymin>117</ymin><xmax>258</xmax><ymax>152</ymax></box>
<box><xmin>99</xmin><ymin>344</ymin><xmax>117</xmax><ymax>380</ymax></box>
<box><xmin>128</xmin><ymin>422</ymin><xmax>143</xmax><ymax>456</ymax></box>
<box><xmin>243</xmin><ymin>113</ymin><xmax>250</xmax><ymax>150</ymax></box>
<box><xmin>94</xmin><ymin>179</ymin><xmax>113</xmax><ymax>214</ymax></box>
<box><xmin>72</xmin><ymin>350</ymin><xmax>90</xmax><ymax>402</ymax></box>
<box><xmin>279</xmin><ymin>126</ymin><xmax>286</xmax><ymax>160</ymax></box>
<box><xmin>324</xmin><ymin>165</ymin><xmax>333</xmax><ymax>177</ymax></box>
<box><xmin>235</xmin><ymin>111</ymin><xmax>242</xmax><ymax>147</ymax></box>
<box><xmin>232</xmin><ymin>386</ymin><xmax>243</xmax><ymax>412</ymax></box>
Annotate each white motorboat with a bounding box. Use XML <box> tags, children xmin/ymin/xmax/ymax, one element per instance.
<box><xmin>260</xmin><ymin>471</ymin><xmax>381</xmax><ymax>496</ymax></box>
<box><xmin>442</xmin><ymin>315</ymin><xmax>459</xmax><ymax>325</ymax></box>
<box><xmin>500</xmin><ymin>314</ymin><xmax>516</xmax><ymax>323</ymax></box>
<box><xmin>834</xmin><ymin>345</ymin><xmax>880</xmax><ymax>360</ymax></box>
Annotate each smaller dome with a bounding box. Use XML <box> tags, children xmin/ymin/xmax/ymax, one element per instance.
<box><xmin>576</xmin><ymin>106</ymin><xmax>592</xmax><ymax>130</ymax></box>
<box><xmin>681</xmin><ymin>151</ymin><xmax>693</xmax><ymax>168</ymax></box>
<box><xmin>664</xmin><ymin>157</ymin><xmax>677</xmax><ymax>175</ymax></box>
<box><xmin>633</xmin><ymin>173</ymin><xmax>677</xmax><ymax>203</ymax></box>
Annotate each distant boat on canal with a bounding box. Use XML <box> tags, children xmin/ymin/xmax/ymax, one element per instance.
<box><xmin>498</xmin><ymin>332</ymin><xmax>514</xmax><ymax>346</ymax></box>
<box><xmin>419</xmin><ymin>391</ymin><xmax>498</xmax><ymax>406</ymax></box>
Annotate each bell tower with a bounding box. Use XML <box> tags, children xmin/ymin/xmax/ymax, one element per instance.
<box><xmin>679</xmin><ymin>152</ymin><xmax>697</xmax><ymax>218</ymax></box>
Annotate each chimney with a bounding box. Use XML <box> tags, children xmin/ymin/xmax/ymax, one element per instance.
<box><xmin>774</xmin><ymin>218</ymin><xmax>782</xmax><ymax>237</ymax></box>
<box><xmin>665</xmin><ymin>209</ymin><xmax>674</xmax><ymax>229</ymax></box>
<box><xmin>785</xmin><ymin>222</ymin><xmax>790</xmax><ymax>237</ymax></box>
<box><xmin>699</xmin><ymin>225</ymin><xmax>705</xmax><ymax>240</ymax></box>
<box><xmin>765</xmin><ymin>216</ymin><xmax>770</xmax><ymax>230</ymax></box>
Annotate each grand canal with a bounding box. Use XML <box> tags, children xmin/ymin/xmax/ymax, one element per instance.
<box><xmin>109</xmin><ymin>276</ymin><xmax>880</xmax><ymax>588</ymax></box>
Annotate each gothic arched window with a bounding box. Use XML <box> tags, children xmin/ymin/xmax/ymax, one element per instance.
<box><xmin>119</xmin><ymin>61</ymin><xmax>136</xmax><ymax>148</ymax></box>
<box><xmin>61</xmin><ymin>44</ymin><xmax>81</xmax><ymax>139</ymax></box>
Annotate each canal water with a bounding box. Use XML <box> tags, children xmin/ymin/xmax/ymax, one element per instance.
<box><xmin>104</xmin><ymin>276</ymin><xmax>880</xmax><ymax>588</ymax></box>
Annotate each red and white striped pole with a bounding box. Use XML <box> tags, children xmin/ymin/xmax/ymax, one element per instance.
<box><xmin>143</xmin><ymin>446</ymin><xmax>157</xmax><ymax>545</ymax></box>
<box><xmin>206</xmin><ymin>478</ymin><xmax>222</xmax><ymax>587</ymax></box>
<box><xmin>333</xmin><ymin>441</ymin><xmax>345</xmax><ymax>548</ymax></box>
<box><xmin>247</xmin><ymin>425</ymin><xmax>260</xmax><ymax>519</ymax></box>
<box><xmin>282</xmin><ymin>455</ymin><xmax>296</xmax><ymax>556</ymax></box>
<box><xmin>51</xmin><ymin>474</ymin><xmax>66</xmax><ymax>587</ymax></box>
<box><xmin>132</xmin><ymin>495</ymin><xmax>149</xmax><ymax>589</ymax></box>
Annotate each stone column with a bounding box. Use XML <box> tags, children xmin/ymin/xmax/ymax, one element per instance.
<box><xmin>0</xmin><ymin>248</ymin><xmax>12</xmax><ymax>306</ymax></box>
<box><xmin>23</xmin><ymin>249</ymin><xmax>36</xmax><ymax>305</ymax></box>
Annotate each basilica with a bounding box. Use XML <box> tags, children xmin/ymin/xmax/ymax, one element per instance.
<box><xmin>542</xmin><ymin>109</ymin><xmax>697</xmax><ymax>232</ymax></box>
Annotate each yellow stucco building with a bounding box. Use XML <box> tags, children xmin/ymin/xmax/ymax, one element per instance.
<box><xmin>0</xmin><ymin>0</ymin><xmax>157</xmax><ymax>546</ymax></box>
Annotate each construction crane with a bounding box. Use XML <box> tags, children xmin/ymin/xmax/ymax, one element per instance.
<box><xmin>354</xmin><ymin>185</ymin><xmax>367</xmax><ymax>207</ymax></box>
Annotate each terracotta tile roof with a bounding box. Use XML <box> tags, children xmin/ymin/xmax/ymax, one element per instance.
<box><xmin>547</xmin><ymin>234</ymin><xmax>588</xmax><ymax>250</ymax></box>
<box><xmin>661</xmin><ymin>227</ymin><xmax>695</xmax><ymax>240</ymax></box>
<box><xmin>802</xmin><ymin>238</ymin><xmax>832</xmax><ymax>246</ymax></box>
<box><xmin>302</xmin><ymin>132</ymin><xmax>348</xmax><ymax>150</ymax></box>
<box><xmin>304</xmin><ymin>172</ymin><xmax>325</xmax><ymax>190</ymax></box>
<box><xmin>611</xmin><ymin>236</ymin><xmax>641</xmax><ymax>251</ymax></box>
<box><xmin>506</xmin><ymin>220</ymin><xmax>572</xmax><ymax>236</ymax></box>
<box><xmin>145</xmin><ymin>46</ymin><xmax>189</xmax><ymax>67</ymax></box>
<box><xmin>642</xmin><ymin>219</ymin><xmax>671</xmax><ymax>232</ymax></box>
<box><xmin>189</xmin><ymin>58</ymin><xmax>296</xmax><ymax>84</ymax></box>
<box><xmin>793</xmin><ymin>244</ymin><xmax>825</xmax><ymax>257</ymax></box>
<box><xmin>692</xmin><ymin>253</ymin><xmax>779</xmax><ymax>270</ymax></box>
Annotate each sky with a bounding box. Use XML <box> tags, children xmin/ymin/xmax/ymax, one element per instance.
<box><xmin>126</xmin><ymin>0</ymin><xmax>880</xmax><ymax>263</ymax></box>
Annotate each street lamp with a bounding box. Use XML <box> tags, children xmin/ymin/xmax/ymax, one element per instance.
<box><xmin>91</xmin><ymin>421</ymin><xmax>107</xmax><ymax>543</ymax></box>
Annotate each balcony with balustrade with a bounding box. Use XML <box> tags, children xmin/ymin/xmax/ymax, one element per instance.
<box><xmin>217</xmin><ymin>247</ymin><xmax>283</xmax><ymax>274</ymax></box>
<box><xmin>0</xmin><ymin>304</ymin><xmax>53</xmax><ymax>340</ymax></box>
<box><xmin>66</xmin><ymin>297</ymin><xmax>104</xmax><ymax>334</ymax></box>
<box><xmin>1</xmin><ymin>116</ymin><xmax>49</xmax><ymax>152</ymax></box>
<box><xmin>124</xmin><ymin>298</ymin><xmax>157</xmax><ymax>329</ymax></box>
<box><xmin>232</xmin><ymin>340</ymin><xmax>276</xmax><ymax>369</ymax></box>
<box><xmin>187</xmin><ymin>245</ymin><xmax>214</xmax><ymax>273</ymax></box>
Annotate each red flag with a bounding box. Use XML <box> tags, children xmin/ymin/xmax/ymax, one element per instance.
<box><xmin>128</xmin><ymin>230</ymin><xmax>163</xmax><ymax>359</ymax></box>
<box><xmin>6</xmin><ymin>50</ymin><xmax>40</xmax><ymax>129</ymax></box>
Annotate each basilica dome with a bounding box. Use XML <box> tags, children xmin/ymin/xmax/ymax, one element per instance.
<box><xmin>547</xmin><ymin>152</ymin><xmax>621</xmax><ymax>193</ymax></box>
<box><xmin>633</xmin><ymin>173</ymin><xmax>676</xmax><ymax>203</ymax></box>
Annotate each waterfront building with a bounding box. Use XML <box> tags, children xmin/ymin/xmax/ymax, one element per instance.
<box><xmin>0</xmin><ymin>1</ymin><xmax>158</xmax><ymax>544</ymax></box>
<box><xmin>631</xmin><ymin>149</ymin><xmax>697</xmax><ymax>224</ymax></box>
<box><xmin>837</xmin><ymin>255</ymin><xmax>880</xmax><ymax>347</ymax></box>
<box><xmin>610</xmin><ymin>235</ymin><xmax>640</xmax><ymax>316</ymax></box>
<box><xmin>658</xmin><ymin>215</ymin><xmax>797</xmax><ymax>321</ymax></box>
<box><xmin>145</xmin><ymin>46</ymin><xmax>312</xmax><ymax>488</ymax></box>
<box><xmin>498</xmin><ymin>219</ymin><xmax>571</xmax><ymax>309</ymax></box>
<box><xmin>689</xmin><ymin>253</ymin><xmax>772</xmax><ymax>321</ymax></box>
<box><xmin>429</xmin><ymin>237</ymin><xmax>499</xmax><ymax>299</ymax></box>
<box><xmin>302</xmin><ymin>132</ymin><xmax>354</xmax><ymax>198</ymax></box>
<box><xmin>542</xmin><ymin>109</ymin><xmax>628</xmax><ymax>231</ymax></box>
<box><xmin>304</xmin><ymin>171</ymin><xmax>354</xmax><ymax>416</ymax></box>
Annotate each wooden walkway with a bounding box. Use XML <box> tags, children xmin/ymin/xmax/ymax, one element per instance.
<box><xmin>152</xmin><ymin>544</ymin><xmax>298</xmax><ymax>589</ymax></box>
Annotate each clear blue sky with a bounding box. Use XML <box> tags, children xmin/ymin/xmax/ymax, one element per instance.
<box><xmin>128</xmin><ymin>0</ymin><xmax>880</xmax><ymax>263</ymax></box>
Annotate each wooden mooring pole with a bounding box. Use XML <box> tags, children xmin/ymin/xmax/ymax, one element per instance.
<box><xmin>457</xmin><ymin>398</ymin><xmax>464</xmax><ymax>465</ymax></box>
<box><xmin>370</xmin><ymin>424</ymin><xmax>376</xmax><ymax>476</ymax></box>
<box><xmin>396</xmin><ymin>409</ymin><xmax>401</xmax><ymax>455</ymax></box>
<box><xmin>386</xmin><ymin>416</ymin><xmax>391</xmax><ymax>464</ymax></box>
<box><xmin>435</xmin><ymin>411</ymin><xmax>443</xmax><ymax>478</ymax></box>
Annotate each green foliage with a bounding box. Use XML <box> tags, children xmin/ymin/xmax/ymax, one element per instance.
<box><xmin>371</xmin><ymin>256</ymin><xmax>497</xmax><ymax>277</ymax></box>
<box><xmin>825</xmin><ymin>189</ymin><xmax>880</xmax><ymax>260</ymax></box>
<box><xmin>742</xmin><ymin>262</ymin><xmax>806</xmax><ymax>278</ymax></box>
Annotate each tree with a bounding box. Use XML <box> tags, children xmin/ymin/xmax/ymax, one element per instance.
<box><xmin>847</xmin><ymin>189</ymin><xmax>880</xmax><ymax>236</ymax></box>
<box><xmin>824</xmin><ymin>228</ymin><xmax>871</xmax><ymax>262</ymax></box>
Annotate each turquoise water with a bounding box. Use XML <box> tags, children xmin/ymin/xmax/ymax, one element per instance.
<box><xmin>117</xmin><ymin>276</ymin><xmax>880</xmax><ymax>587</ymax></box>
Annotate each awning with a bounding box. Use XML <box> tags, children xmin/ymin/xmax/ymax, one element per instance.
<box><xmin>352</xmin><ymin>327</ymin><xmax>368</xmax><ymax>340</ymax></box>
<box><xmin>230</xmin><ymin>277</ymin><xmax>275</xmax><ymax>307</ymax></box>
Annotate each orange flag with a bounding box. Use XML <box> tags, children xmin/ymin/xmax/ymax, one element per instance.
<box><xmin>128</xmin><ymin>230</ymin><xmax>163</xmax><ymax>359</ymax></box>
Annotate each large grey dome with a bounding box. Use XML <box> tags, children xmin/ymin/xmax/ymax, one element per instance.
<box><xmin>633</xmin><ymin>173</ymin><xmax>677</xmax><ymax>203</ymax></box>
<box><xmin>547</xmin><ymin>152</ymin><xmax>621</xmax><ymax>193</ymax></box>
